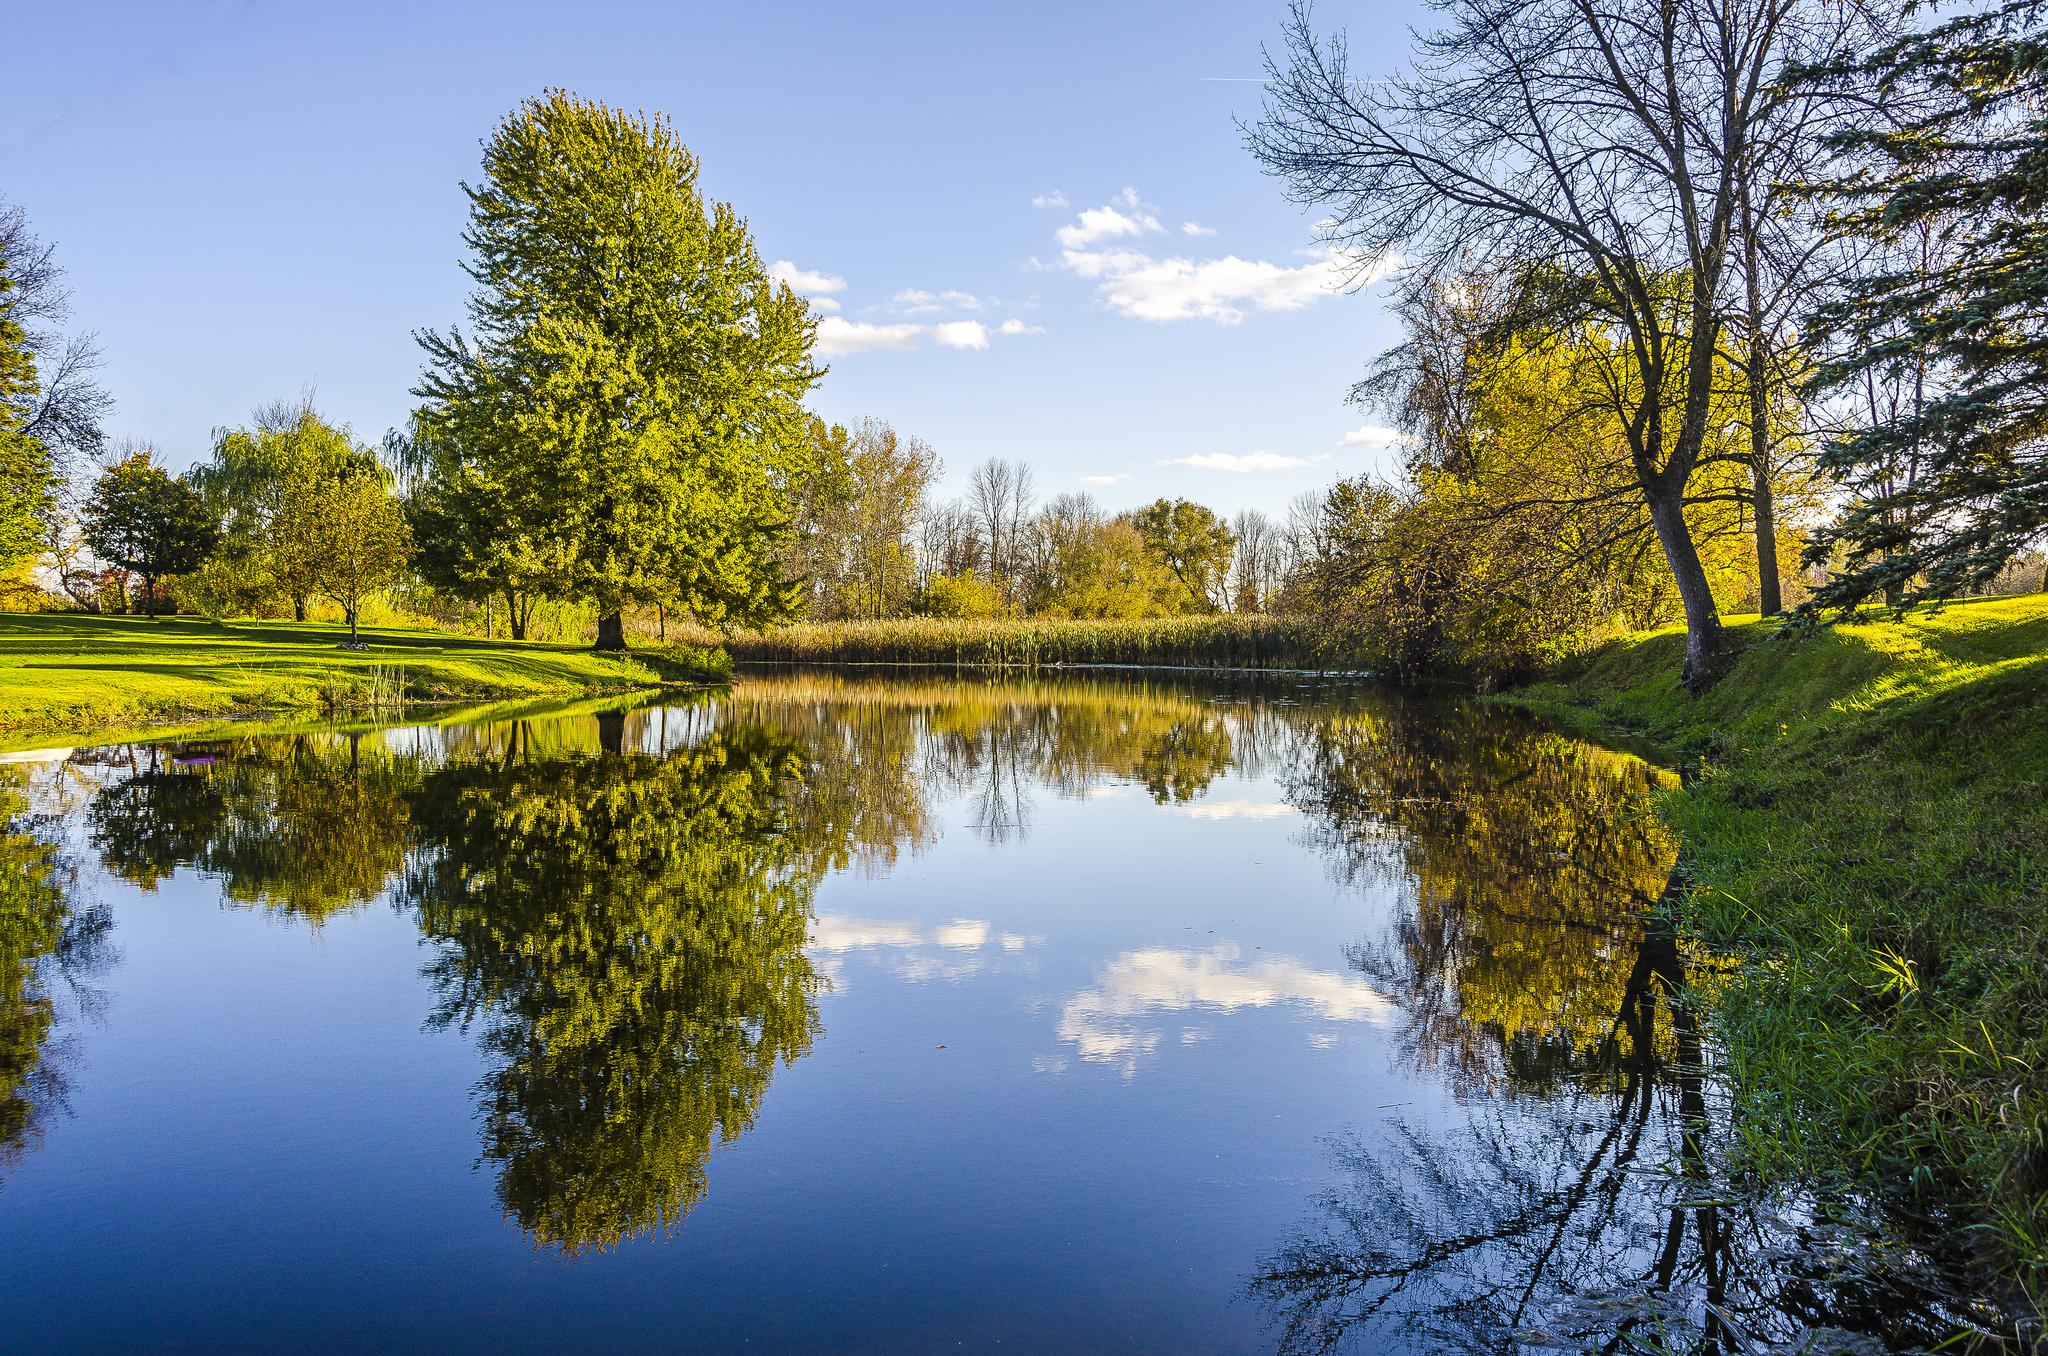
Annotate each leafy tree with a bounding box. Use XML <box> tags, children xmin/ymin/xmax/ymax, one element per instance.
<box><xmin>1025</xmin><ymin>496</ymin><xmax>1170</xmax><ymax>619</ymax></box>
<box><xmin>193</xmin><ymin>401</ymin><xmax>382</xmax><ymax>619</ymax></box>
<box><xmin>81</xmin><ymin>451</ymin><xmax>217</xmax><ymax>615</ymax></box>
<box><xmin>783</xmin><ymin>416</ymin><xmax>938</xmax><ymax>620</ymax></box>
<box><xmin>287</xmin><ymin>471</ymin><xmax>411</xmax><ymax>644</ymax></box>
<box><xmin>1128</xmin><ymin>497</ymin><xmax>1235</xmax><ymax>613</ymax></box>
<box><xmin>915</xmin><ymin>570</ymin><xmax>1006</xmax><ymax>619</ymax></box>
<box><xmin>1801</xmin><ymin>0</ymin><xmax>2048</xmax><ymax>606</ymax></box>
<box><xmin>415</xmin><ymin>90</ymin><xmax>822</xmax><ymax>651</ymax></box>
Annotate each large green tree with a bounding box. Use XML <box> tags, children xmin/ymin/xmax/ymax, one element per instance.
<box><xmin>416</xmin><ymin>91</ymin><xmax>822</xmax><ymax>650</ymax></box>
<box><xmin>1802</xmin><ymin>0</ymin><xmax>2048</xmax><ymax>606</ymax></box>
<box><xmin>81</xmin><ymin>451</ymin><xmax>217</xmax><ymax>615</ymax></box>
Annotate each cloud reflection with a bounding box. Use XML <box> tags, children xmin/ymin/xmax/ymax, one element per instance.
<box><xmin>810</xmin><ymin>913</ymin><xmax>1043</xmax><ymax>987</ymax></box>
<box><xmin>1057</xmin><ymin>944</ymin><xmax>1392</xmax><ymax>1076</ymax></box>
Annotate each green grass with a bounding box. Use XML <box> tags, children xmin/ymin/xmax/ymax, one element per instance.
<box><xmin>0</xmin><ymin>613</ymin><xmax>728</xmax><ymax>746</ymax></box>
<box><xmin>1505</xmin><ymin>593</ymin><xmax>2048</xmax><ymax>1312</ymax></box>
<box><xmin>706</xmin><ymin>613</ymin><xmax>1331</xmax><ymax>670</ymax></box>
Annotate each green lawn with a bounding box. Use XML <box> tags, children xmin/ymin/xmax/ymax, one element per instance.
<box><xmin>0</xmin><ymin>613</ymin><xmax>702</xmax><ymax>745</ymax></box>
<box><xmin>1506</xmin><ymin>592</ymin><xmax>2048</xmax><ymax>1312</ymax></box>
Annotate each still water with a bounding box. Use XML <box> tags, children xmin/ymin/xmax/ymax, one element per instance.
<box><xmin>0</xmin><ymin>672</ymin><xmax>1973</xmax><ymax>1352</ymax></box>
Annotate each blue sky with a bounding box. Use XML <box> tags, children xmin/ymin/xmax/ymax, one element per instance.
<box><xmin>5</xmin><ymin>1</ymin><xmax>1428</xmax><ymax>517</ymax></box>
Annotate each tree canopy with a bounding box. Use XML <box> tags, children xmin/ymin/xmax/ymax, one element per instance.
<box><xmin>415</xmin><ymin>90</ymin><xmax>823</xmax><ymax>650</ymax></box>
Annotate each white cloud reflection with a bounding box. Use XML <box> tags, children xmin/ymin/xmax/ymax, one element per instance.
<box><xmin>1056</xmin><ymin>944</ymin><xmax>1392</xmax><ymax>1076</ymax></box>
<box><xmin>810</xmin><ymin>913</ymin><xmax>1043</xmax><ymax>987</ymax></box>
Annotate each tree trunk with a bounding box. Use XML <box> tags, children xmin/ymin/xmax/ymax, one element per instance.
<box><xmin>505</xmin><ymin>591</ymin><xmax>526</xmax><ymax>642</ymax></box>
<box><xmin>657</xmin><ymin>604</ymin><xmax>666</xmax><ymax>642</ymax></box>
<box><xmin>348</xmin><ymin>601</ymin><xmax>360</xmax><ymax>645</ymax></box>
<box><xmin>1741</xmin><ymin>182</ymin><xmax>1782</xmax><ymax>619</ymax></box>
<box><xmin>1647</xmin><ymin>489</ymin><xmax>1725</xmax><ymax>691</ymax></box>
<box><xmin>1749</xmin><ymin>438</ymin><xmax>1780</xmax><ymax>617</ymax></box>
<box><xmin>293</xmin><ymin>595</ymin><xmax>307</xmax><ymax>623</ymax></box>
<box><xmin>142</xmin><ymin>575</ymin><xmax>158</xmax><ymax>619</ymax></box>
<box><xmin>594</xmin><ymin>610</ymin><xmax>627</xmax><ymax>651</ymax></box>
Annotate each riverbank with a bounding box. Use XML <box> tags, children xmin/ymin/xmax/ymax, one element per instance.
<box><xmin>0</xmin><ymin>613</ymin><xmax>725</xmax><ymax>747</ymax></box>
<box><xmin>1504</xmin><ymin>593</ymin><xmax>2048</xmax><ymax>1315</ymax></box>
<box><xmin>702</xmin><ymin>613</ymin><xmax>1322</xmax><ymax>669</ymax></box>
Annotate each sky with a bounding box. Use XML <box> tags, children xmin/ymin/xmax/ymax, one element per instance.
<box><xmin>5</xmin><ymin>1</ymin><xmax>1433</xmax><ymax>518</ymax></box>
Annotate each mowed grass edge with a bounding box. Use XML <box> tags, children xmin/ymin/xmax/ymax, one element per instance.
<box><xmin>1503</xmin><ymin>592</ymin><xmax>2048</xmax><ymax>1309</ymax></box>
<box><xmin>0</xmin><ymin>613</ymin><xmax>721</xmax><ymax>747</ymax></box>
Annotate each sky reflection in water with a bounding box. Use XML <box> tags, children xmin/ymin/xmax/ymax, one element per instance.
<box><xmin>0</xmin><ymin>673</ymin><xmax>1981</xmax><ymax>1352</ymax></box>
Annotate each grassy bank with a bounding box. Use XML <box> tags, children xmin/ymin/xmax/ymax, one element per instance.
<box><xmin>707</xmin><ymin>613</ymin><xmax>1328</xmax><ymax>670</ymax></box>
<box><xmin>0</xmin><ymin>613</ymin><xmax>726</xmax><ymax>745</ymax></box>
<box><xmin>1506</xmin><ymin>594</ymin><xmax>2048</xmax><ymax>1307</ymax></box>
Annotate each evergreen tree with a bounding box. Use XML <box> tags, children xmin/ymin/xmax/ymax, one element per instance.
<box><xmin>1802</xmin><ymin>1</ymin><xmax>2048</xmax><ymax>605</ymax></box>
<box><xmin>0</xmin><ymin>262</ymin><xmax>51</xmax><ymax>572</ymax></box>
<box><xmin>415</xmin><ymin>91</ymin><xmax>822</xmax><ymax>650</ymax></box>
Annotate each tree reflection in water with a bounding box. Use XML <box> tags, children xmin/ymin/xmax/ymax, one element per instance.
<box><xmin>399</xmin><ymin>715</ymin><xmax>823</xmax><ymax>1255</ymax></box>
<box><xmin>1254</xmin><ymin>705</ymin><xmax>1995</xmax><ymax>1353</ymax></box>
<box><xmin>0</xmin><ymin>766</ymin><xmax>113</xmax><ymax>1184</ymax></box>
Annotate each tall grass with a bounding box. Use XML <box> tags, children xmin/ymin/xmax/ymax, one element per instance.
<box><xmin>698</xmin><ymin>614</ymin><xmax>1341</xmax><ymax>671</ymax></box>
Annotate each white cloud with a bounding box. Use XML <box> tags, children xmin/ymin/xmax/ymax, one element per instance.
<box><xmin>810</xmin><ymin>296</ymin><xmax>842</xmax><ymax>313</ymax></box>
<box><xmin>1099</xmin><ymin>251</ymin><xmax>1349</xmax><ymax>323</ymax></box>
<box><xmin>1171</xmin><ymin>799</ymin><xmax>1299</xmax><ymax>821</ymax></box>
<box><xmin>768</xmin><ymin>259</ymin><xmax>846</xmax><ymax>294</ymax></box>
<box><xmin>1340</xmin><ymin>424</ymin><xmax>1411</xmax><ymax>450</ymax></box>
<box><xmin>1047</xmin><ymin>192</ymin><xmax>1398</xmax><ymax>323</ymax></box>
<box><xmin>1078</xmin><ymin>473</ymin><xmax>1132</xmax><ymax>487</ymax></box>
<box><xmin>1057</xmin><ymin>944</ymin><xmax>1394</xmax><ymax>1075</ymax></box>
<box><xmin>1032</xmin><ymin>190</ymin><xmax>1070</xmax><ymax>209</ymax></box>
<box><xmin>895</xmin><ymin>287</ymin><xmax>984</xmax><ymax>315</ymax></box>
<box><xmin>931</xmin><ymin>320</ymin><xmax>991</xmax><ymax>350</ymax></box>
<box><xmin>998</xmin><ymin>318</ymin><xmax>1045</xmax><ymax>336</ymax></box>
<box><xmin>1057</xmin><ymin>204</ymin><xmax>1162</xmax><ymax>250</ymax></box>
<box><xmin>816</xmin><ymin>317</ymin><xmax>923</xmax><ymax>356</ymax></box>
<box><xmin>1161</xmin><ymin>451</ymin><xmax>1320</xmax><ymax>473</ymax></box>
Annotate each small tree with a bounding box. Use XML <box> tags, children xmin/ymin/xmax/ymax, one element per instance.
<box><xmin>293</xmin><ymin>472</ymin><xmax>411</xmax><ymax>645</ymax></box>
<box><xmin>82</xmin><ymin>451</ymin><xmax>217</xmax><ymax>616</ymax></box>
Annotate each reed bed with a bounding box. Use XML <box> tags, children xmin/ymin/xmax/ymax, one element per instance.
<box><xmin>703</xmin><ymin>614</ymin><xmax>1340</xmax><ymax>671</ymax></box>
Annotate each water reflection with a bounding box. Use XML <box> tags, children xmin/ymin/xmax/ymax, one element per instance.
<box><xmin>1057</xmin><ymin>945</ymin><xmax>1393</xmax><ymax>1076</ymax></box>
<box><xmin>1257</xmin><ymin>705</ymin><xmax>1993</xmax><ymax>1351</ymax></box>
<box><xmin>1</xmin><ymin>673</ymin><xmax>1988</xmax><ymax>1345</ymax></box>
<box><xmin>399</xmin><ymin>722</ymin><xmax>821</xmax><ymax>1254</ymax></box>
<box><xmin>0</xmin><ymin>766</ymin><xmax>112</xmax><ymax>1179</ymax></box>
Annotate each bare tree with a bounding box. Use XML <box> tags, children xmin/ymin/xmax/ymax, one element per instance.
<box><xmin>1230</xmin><ymin>508</ymin><xmax>1285</xmax><ymax>612</ymax></box>
<box><xmin>1249</xmin><ymin>0</ymin><xmax>1868</xmax><ymax>685</ymax></box>
<box><xmin>0</xmin><ymin>198</ymin><xmax>111</xmax><ymax>490</ymax></box>
<box><xmin>965</xmin><ymin>457</ymin><xmax>1036</xmax><ymax>604</ymax></box>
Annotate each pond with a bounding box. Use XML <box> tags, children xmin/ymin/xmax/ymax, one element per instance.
<box><xmin>0</xmin><ymin>672</ymin><xmax>1981</xmax><ymax>1352</ymax></box>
